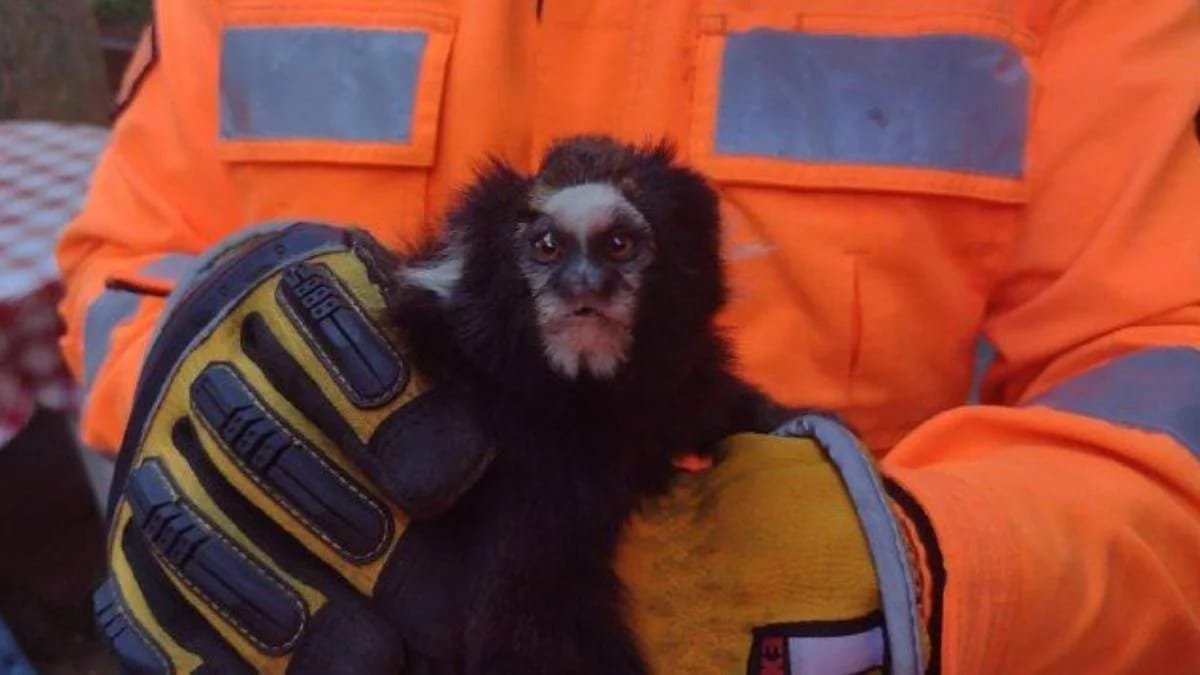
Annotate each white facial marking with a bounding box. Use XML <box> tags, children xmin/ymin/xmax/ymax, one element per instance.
<box><xmin>398</xmin><ymin>247</ymin><xmax>464</xmax><ymax>299</ymax></box>
<box><xmin>537</xmin><ymin>182</ymin><xmax>646</xmax><ymax>246</ymax></box>
<box><xmin>524</xmin><ymin>182</ymin><xmax>652</xmax><ymax>380</ymax></box>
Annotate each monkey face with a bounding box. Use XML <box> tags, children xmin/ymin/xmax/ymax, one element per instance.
<box><xmin>516</xmin><ymin>182</ymin><xmax>657</xmax><ymax>380</ymax></box>
<box><xmin>400</xmin><ymin>135</ymin><xmax>724</xmax><ymax>391</ymax></box>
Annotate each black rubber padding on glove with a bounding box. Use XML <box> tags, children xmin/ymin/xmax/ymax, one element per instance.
<box><xmin>110</xmin><ymin>223</ymin><xmax>350</xmax><ymax>519</ymax></box>
<box><xmin>110</xmin><ymin>527</ymin><xmax>255</xmax><ymax>674</ymax></box>
<box><xmin>169</xmin><ymin>420</ymin><xmax>449</xmax><ymax>675</ymax></box>
<box><xmin>125</xmin><ymin>459</ymin><xmax>306</xmax><ymax>655</ymax></box>
<box><xmin>242</xmin><ymin>309</ymin><xmax>492</xmax><ymax>522</ymax></box>
<box><xmin>93</xmin><ymin>579</ymin><xmax>170</xmax><ymax>675</ymax></box>
<box><xmin>240</xmin><ymin>312</ymin><xmax>365</xmax><ymax>457</ymax></box>
<box><xmin>276</xmin><ymin>261</ymin><xmax>407</xmax><ymax>409</ymax></box>
<box><xmin>189</xmin><ymin>362</ymin><xmax>391</xmax><ymax>562</ymax></box>
<box><xmin>168</xmin><ymin>417</ymin><xmax>357</xmax><ymax>596</ymax></box>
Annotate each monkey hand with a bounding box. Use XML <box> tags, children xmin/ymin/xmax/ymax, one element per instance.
<box><xmin>617</xmin><ymin>415</ymin><xmax>934</xmax><ymax>675</ymax></box>
<box><xmin>93</xmin><ymin>222</ymin><xmax>490</xmax><ymax>674</ymax></box>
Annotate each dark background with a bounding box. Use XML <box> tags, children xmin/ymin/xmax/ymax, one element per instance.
<box><xmin>1</xmin><ymin>1</ymin><xmax>150</xmax><ymax>671</ymax></box>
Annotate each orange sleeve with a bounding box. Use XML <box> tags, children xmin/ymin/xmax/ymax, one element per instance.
<box><xmin>56</xmin><ymin>2</ymin><xmax>237</xmax><ymax>454</ymax></box>
<box><xmin>882</xmin><ymin>0</ymin><xmax>1200</xmax><ymax>672</ymax></box>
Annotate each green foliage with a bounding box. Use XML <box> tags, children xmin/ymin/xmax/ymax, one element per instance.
<box><xmin>93</xmin><ymin>0</ymin><xmax>151</xmax><ymax>23</ymax></box>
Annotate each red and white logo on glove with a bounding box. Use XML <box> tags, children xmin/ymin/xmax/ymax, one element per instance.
<box><xmin>748</xmin><ymin>614</ymin><xmax>886</xmax><ymax>675</ymax></box>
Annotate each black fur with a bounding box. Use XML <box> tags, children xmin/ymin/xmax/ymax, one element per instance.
<box><xmin>390</xmin><ymin>136</ymin><xmax>791</xmax><ymax>674</ymax></box>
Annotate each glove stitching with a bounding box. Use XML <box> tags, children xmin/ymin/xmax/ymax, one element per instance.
<box><xmin>782</xmin><ymin>416</ymin><xmax>926</xmax><ymax>673</ymax></box>
<box><xmin>276</xmin><ymin>264</ymin><xmax>408</xmax><ymax>410</ymax></box>
<box><xmin>110</xmin><ymin>581</ymin><xmax>172</xmax><ymax>673</ymax></box>
<box><xmin>190</xmin><ymin>379</ymin><xmax>393</xmax><ymax>563</ymax></box>
<box><xmin>889</xmin><ymin>501</ymin><xmax>929</xmax><ymax>626</ymax></box>
<box><xmin>349</xmin><ymin>235</ymin><xmax>401</xmax><ymax>306</ymax></box>
<box><xmin>818</xmin><ymin>418</ymin><xmax>926</xmax><ymax>670</ymax></box>
<box><xmin>148</xmin><ymin>501</ymin><xmax>308</xmax><ymax>654</ymax></box>
<box><xmin>864</xmin><ymin>467</ymin><xmax>926</xmax><ymax>670</ymax></box>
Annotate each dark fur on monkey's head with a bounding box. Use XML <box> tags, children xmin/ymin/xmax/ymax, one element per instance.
<box><xmin>399</xmin><ymin>135</ymin><xmax>730</xmax><ymax>406</ymax></box>
<box><xmin>388</xmin><ymin>137</ymin><xmax>789</xmax><ymax>675</ymax></box>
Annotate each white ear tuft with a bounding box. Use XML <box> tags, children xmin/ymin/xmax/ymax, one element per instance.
<box><xmin>398</xmin><ymin>248</ymin><xmax>464</xmax><ymax>300</ymax></box>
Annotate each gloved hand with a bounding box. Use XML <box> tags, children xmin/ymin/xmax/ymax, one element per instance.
<box><xmin>617</xmin><ymin>415</ymin><xmax>935</xmax><ymax>675</ymax></box>
<box><xmin>93</xmin><ymin>222</ymin><xmax>492</xmax><ymax>674</ymax></box>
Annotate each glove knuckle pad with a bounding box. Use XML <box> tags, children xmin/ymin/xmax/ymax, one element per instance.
<box><xmin>93</xmin><ymin>579</ymin><xmax>171</xmax><ymax>675</ymax></box>
<box><xmin>189</xmin><ymin>364</ymin><xmax>392</xmax><ymax>562</ymax></box>
<box><xmin>125</xmin><ymin>460</ymin><xmax>308</xmax><ymax>654</ymax></box>
<box><xmin>276</xmin><ymin>261</ymin><xmax>407</xmax><ymax>408</ymax></box>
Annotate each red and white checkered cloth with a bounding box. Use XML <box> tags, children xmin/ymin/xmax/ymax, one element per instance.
<box><xmin>0</xmin><ymin>121</ymin><xmax>110</xmax><ymax>447</ymax></box>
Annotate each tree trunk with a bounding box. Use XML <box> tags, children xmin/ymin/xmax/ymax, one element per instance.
<box><xmin>0</xmin><ymin>0</ymin><xmax>110</xmax><ymax>123</ymax></box>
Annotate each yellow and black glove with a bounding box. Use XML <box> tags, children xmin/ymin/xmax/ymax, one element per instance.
<box><xmin>618</xmin><ymin>416</ymin><xmax>938</xmax><ymax>675</ymax></box>
<box><xmin>94</xmin><ymin>222</ymin><xmax>491</xmax><ymax>674</ymax></box>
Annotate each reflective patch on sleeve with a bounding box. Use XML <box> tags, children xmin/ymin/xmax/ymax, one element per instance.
<box><xmin>220</xmin><ymin>27</ymin><xmax>427</xmax><ymax>142</ymax></box>
<box><xmin>141</xmin><ymin>253</ymin><xmax>198</xmax><ymax>283</ymax></box>
<box><xmin>716</xmin><ymin>30</ymin><xmax>1029</xmax><ymax>177</ymax></box>
<box><xmin>84</xmin><ymin>289</ymin><xmax>142</xmax><ymax>392</ymax></box>
<box><xmin>85</xmin><ymin>254</ymin><xmax>199</xmax><ymax>393</ymax></box>
<box><xmin>1029</xmin><ymin>347</ymin><xmax>1200</xmax><ymax>459</ymax></box>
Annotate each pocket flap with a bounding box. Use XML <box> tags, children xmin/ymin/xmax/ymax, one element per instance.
<box><xmin>692</xmin><ymin>16</ymin><xmax>1034</xmax><ymax>202</ymax></box>
<box><xmin>218</xmin><ymin>4</ymin><xmax>454</xmax><ymax>167</ymax></box>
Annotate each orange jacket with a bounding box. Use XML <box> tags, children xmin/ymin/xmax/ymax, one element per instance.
<box><xmin>58</xmin><ymin>0</ymin><xmax>1200</xmax><ymax>672</ymax></box>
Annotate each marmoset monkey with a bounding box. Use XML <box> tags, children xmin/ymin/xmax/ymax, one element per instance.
<box><xmin>391</xmin><ymin>136</ymin><xmax>794</xmax><ymax>674</ymax></box>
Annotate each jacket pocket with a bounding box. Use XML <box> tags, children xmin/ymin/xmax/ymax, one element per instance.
<box><xmin>217</xmin><ymin>1</ymin><xmax>455</xmax><ymax>168</ymax></box>
<box><xmin>690</xmin><ymin>10</ymin><xmax>1038</xmax><ymax>203</ymax></box>
<box><xmin>214</xmin><ymin>1</ymin><xmax>457</xmax><ymax>246</ymax></box>
<box><xmin>690</xmin><ymin>8</ymin><xmax>1036</xmax><ymax>445</ymax></box>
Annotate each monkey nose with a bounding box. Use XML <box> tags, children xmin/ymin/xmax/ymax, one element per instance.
<box><xmin>560</xmin><ymin>261</ymin><xmax>615</xmax><ymax>301</ymax></box>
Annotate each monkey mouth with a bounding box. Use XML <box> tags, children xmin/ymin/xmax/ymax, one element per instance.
<box><xmin>537</xmin><ymin>298</ymin><xmax>635</xmax><ymax>380</ymax></box>
<box><xmin>561</xmin><ymin>304</ymin><xmax>629</xmax><ymax>330</ymax></box>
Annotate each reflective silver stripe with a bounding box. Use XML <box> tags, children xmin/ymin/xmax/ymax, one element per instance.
<box><xmin>1030</xmin><ymin>347</ymin><xmax>1200</xmax><ymax>459</ymax></box>
<box><xmin>716</xmin><ymin>31</ymin><xmax>1029</xmax><ymax>177</ymax></box>
<box><xmin>968</xmin><ymin>336</ymin><xmax>997</xmax><ymax>404</ymax></box>
<box><xmin>83</xmin><ymin>290</ymin><xmax>141</xmax><ymax>392</ymax></box>
<box><xmin>140</xmin><ymin>253</ymin><xmax>197</xmax><ymax>282</ymax></box>
<box><xmin>82</xmin><ymin>255</ymin><xmax>197</xmax><ymax>394</ymax></box>
<box><xmin>220</xmin><ymin>27</ymin><xmax>427</xmax><ymax>142</ymax></box>
<box><xmin>774</xmin><ymin>415</ymin><xmax>924</xmax><ymax>675</ymax></box>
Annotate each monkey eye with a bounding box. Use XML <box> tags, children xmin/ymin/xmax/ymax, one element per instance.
<box><xmin>605</xmin><ymin>231</ymin><xmax>637</xmax><ymax>262</ymax></box>
<box><xmin>530</xmin><ymin>231</ymin><xmax>562</xmax><ymax>263</ymax></box>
